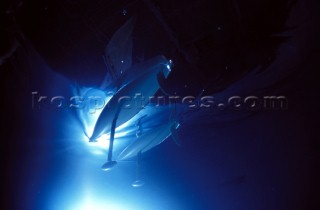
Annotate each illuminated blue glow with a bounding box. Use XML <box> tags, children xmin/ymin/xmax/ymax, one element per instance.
<box><xmin>72</xmin><ymin>196</ymin><xmax>137</xmax><ymax>210</ymax></box>
<box><xmin>71</xmin><ymin>85</ymin><xmax>179</xmax><ymax>159</ymax></box>
<box><xmin>47</xmin><ymin>160</ymin><xmax>184</xmax><ymax>210</ymax></box>
<box><xmin>71</xmin><ymin>87</ymin><xmax>131</xmax><ymax>156</ymax></box>
<box><xmin>70</xmin><ymin>87</ymin><xmax>174</xmax><ymax>157</ymax></box>
<box><xmin>166</xmin><ymin>64</ymin><xmax>171</xmax><ymax>71</ymax></box>
<box><xmin>166</xmin><ymin>59</ymin><xmax>173</xmax><ymax>72</ymax></box>
<box><xmin>50</xmin><ymin>186</ymin><xmax>181</xmax><ymax>210</ymax></box>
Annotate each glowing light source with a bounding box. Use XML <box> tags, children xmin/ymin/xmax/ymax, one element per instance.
<box><xmin>72</xmin><ymin>196</ymin><xmax>139</xmax><ymax>210</ymax></box>
<box><xmin>166</xmin><ymin>59</ymin><xmax>173</xmax><ymax>72</ymax></box>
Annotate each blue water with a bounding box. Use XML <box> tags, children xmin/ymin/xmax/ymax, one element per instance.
<box><xmin>5</xmin><ymin>4</ymin><xmax>319</xmax><ymax>208</ymax></box>
<box><xmin>8</xmin><ymin>40</ymin><xmax>315</xmax><ymax>210</ymax></box>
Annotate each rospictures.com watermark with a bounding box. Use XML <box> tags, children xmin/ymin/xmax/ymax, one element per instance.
<box><xmin>31</xmin><ymin>91</ymin><xmax>288</xmax><ymax>113</ymax></box>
